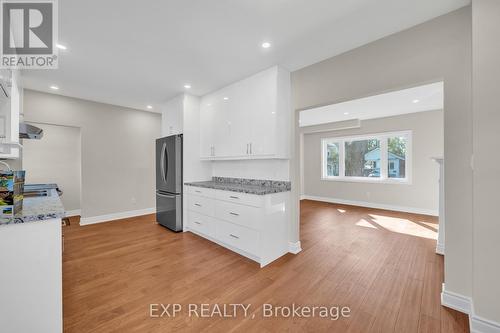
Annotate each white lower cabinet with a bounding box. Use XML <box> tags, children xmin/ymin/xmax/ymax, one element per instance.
<box><xmin>188</xmin><ymin>211</ymin><xmax>217</xmax><ymax>238</ymax></box>
<box><xmin>185</xmin><ymin>187</ymin><xmax>289</xmax><ymax>267</ymax></box>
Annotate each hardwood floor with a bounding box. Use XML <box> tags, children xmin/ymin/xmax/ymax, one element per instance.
<box><xmin>62</xmin><ymin>200</ymin><xmax>469</xmax><ymax>332</ymax></box>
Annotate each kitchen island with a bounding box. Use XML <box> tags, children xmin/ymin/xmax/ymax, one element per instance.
<box><xmin>0</xmin><ymin>188</ymin><xmax>65</xmax><ymax>333</ymax></box>
<box><xmin>184</xmin><ymin>177</ymin><xmax>293</xmax><ymax>267</ymax></box>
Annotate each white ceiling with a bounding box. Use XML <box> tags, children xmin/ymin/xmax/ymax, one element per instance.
<box><xmin>299</xmin><ymin>82</ymin><xmax>444</xmax><ymax>127</ymax></box>
<box><xmin>21</xmin><ymin>0</ymin><xmax>468</xmax><ymax>112</ymax></box>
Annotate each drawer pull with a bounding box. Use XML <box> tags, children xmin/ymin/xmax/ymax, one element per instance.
<box><xmin>194</xmin><ymin>221</ymin><xmax>201</xmax><ymax>225</ymax></box>
<box><xmin>194</xmin><ymin>203</ymin><xmax>202</xmax><ymax>207</ymax></box>
<box><xmin>195</xmin><ymin>190</ymin><xmax>202</xmax><ymax>193</ymax></box>
<box><xmin>229</xmin><ymin>234</ymin><xmax>240</xmax><ymax>239</ymax></box>
<box><xmin>229</xmin><ymin>196</ymin><xmax>240</xmax><ymax>199</ymax></box>
<box><xmin>229</xmin><ymin>212</ymin><xmax>240</xmax><ymax>216</ymax></box>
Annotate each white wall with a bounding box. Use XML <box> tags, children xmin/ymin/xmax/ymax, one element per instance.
<box><xmin>472</xmin><ymin>0</ymin><xmax>500</xmax><ymax>324</ymax></box>
<box><xmin>22</xmin><ymin>123</ymin><xmax>82</xmax><ymax>213</ymax></box>
<box><xmin>302</xmin><ymin>110</ymin><xmax>443</xmax><ymax>215</ymax></box>
<box><xmin>212</xmin><ymin>160</ymin><xmax>290</xmax><ymax>181</ymax></box>
<box><xmin>23</xmin><ymin>90</ymin><xmax>161</xmax><ymax>219</ymax></box>
<box><xmin>291</xmin><ymin>7</ymin><xmax>472</xmax><ymax>300</ymax></box>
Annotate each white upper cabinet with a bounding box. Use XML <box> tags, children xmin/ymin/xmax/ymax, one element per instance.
<box><xmin>161</xmin><ymin>94</ymin><xmax>184</xmax><ymax>136</ymax></box>
<box><xmin>0</xmin><ymin>70</ymin><xmax>21</xmax><ymax>159</ymax></box>
<box><xmin>200</xmin><ymin>66</ymin><xmax>290</xmax><ymax>160</ymax></box>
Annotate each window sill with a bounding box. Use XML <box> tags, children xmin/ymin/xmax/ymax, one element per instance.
<box><xmin>321</xmin><ymin>177</ymin><xmax>411</xmax><ymax>185</ymax></box>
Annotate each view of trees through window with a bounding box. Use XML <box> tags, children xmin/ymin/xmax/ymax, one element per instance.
<box><xmin>345</xmin><ymin>139</ymin><xmax>380</xmax><ymax>177</ymax></box>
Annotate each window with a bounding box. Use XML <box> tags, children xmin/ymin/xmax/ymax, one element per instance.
<box><xmin>322</xmin><ymin>131</ymin><xmax>411</xmax><ymax>183</ymax></box>
<box><xmin>325</xmin><ymin>142</ymin><xmax>340</xmax><ymax>177</ymax></box>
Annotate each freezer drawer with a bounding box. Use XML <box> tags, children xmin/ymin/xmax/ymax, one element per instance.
<box><xmin>156</xmin><ymin>192</ymin><xmax>182</xmax><ymax>232</ymax></box>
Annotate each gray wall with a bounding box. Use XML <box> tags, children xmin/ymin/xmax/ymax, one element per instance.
<box><xmin>302</xmin><ymin>110</ymin><xmax>443</xmax><ymax>214</ymax></box>
<box><xmin>472</xmin><ymin>0</ymin><xmax>500</xmax><ymax>323</ymax></box>
<box><xmin>22</xmin><ymin>123</ymin><xmax>81</xmax><ymax>212</ymax></box>
<box><xmin>23</xmin><ymin>90</ymin><xmax>161</xmax><ymax>218</ymax></box>
<box><xmin>291</xmin><ymin>7</ymin><xmax>472</xmax><ymax>299</ymax></box>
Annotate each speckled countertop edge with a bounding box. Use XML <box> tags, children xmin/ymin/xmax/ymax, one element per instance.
<box><xmin>0</xmin><ymin>189</ymin><xmax>66</xmax><ymax>227</ymax></box>
<box><xmin>185</xmin><ymin>177</ymin><xmax>291</xmax><ymax>195</ymax></box>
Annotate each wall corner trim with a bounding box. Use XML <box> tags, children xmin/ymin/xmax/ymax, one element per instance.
<box><xmin>436</xmin><ymin>243</ymin><xmax>445</xmax><ymax>255</ymax></box>
<box><xmin>441</xmin><ymin>284</ymin><xmax>500</xmax><ymax>333</ymax></box>
<box><xmin>288</xmin><ymin>241</ymin><xmax>302</xmax><ymax>254</ymax></box>
<box><xmin>79</xmin><ymin>208</ymin><xmax>155</xmax><ymax>226</ymax></box>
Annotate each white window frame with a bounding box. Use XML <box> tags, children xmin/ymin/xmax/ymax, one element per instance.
<box><xmin>321</xmin><ymin>130</ymin><xmax>412</xmax><ymax>184</ymax></box>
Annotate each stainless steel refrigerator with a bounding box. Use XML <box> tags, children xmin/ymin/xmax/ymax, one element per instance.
<box><xmin>156</xmin><ymin>134</ymin><xmax>182</xmax><ymax>231</ymax></box>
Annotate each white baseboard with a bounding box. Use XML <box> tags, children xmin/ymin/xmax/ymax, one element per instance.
<box><xmin>301</xmin><ymin>195</ymin><xmax>438</xmax><ymax>216</ymax></box>
<box><xmin>441</xmin><ymin>284</ymin><xmax>500</xmax><ymax>333</ymax></box>
<box><xmin>80</xmin><ymin>208</ymin><xmax>155</xmax><ymax>226</ymax></box>
<box><xmin>65</xmin><ymin>209</ymin><xmax>81</xmax><ymax>217</ymax></box>
<box><xmin>288</xmin><ymin>241</ymin><xmax>302</xmax><ymax>254</ymax></box>
<box><xmin>471</xmin><ymin>316</ymin><xmax>500</xmax><ymax>333</ymax></box>
<box><xmin>441</xmin><ymin>284</ymin><xmax>472</xmax><ymax>314</ymax></box>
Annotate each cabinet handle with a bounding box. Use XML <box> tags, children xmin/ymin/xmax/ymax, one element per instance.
<box><xmin>250</xmin><ymin>143</ymin><xmax>252</xmax><ymax>154</ymax></box>
<box><xmin>195</xmin><ymin>190</ymin><xmax>202</xmax><ymax>193</ymax></box>
<box><xmin>229</xmin><ymin>234</ymin><xmax>240</xmax><ymax>239</ymax></box>
<box><xmin>229</xmin><ymin>196</ymin><xmax>239</xmax><ymax>199</ymax></box>
<box><xmin>194</xmin><ymin>221</ymin><xmax>201</xmax><ymax>225</ymax></box>
<box><xmin>229</xmin><ymin>212</ymin><xmax>239</xmax><ymax>216</ymax></box>
<box><xmin>246</xmin><ymin>143</ymin><xmax>249</xmax><ymax>155</ymax></box>
<box><xmin>194</xmin><ymin>203</ymin><xmax>202</xmax><ymax>207</ymax></box>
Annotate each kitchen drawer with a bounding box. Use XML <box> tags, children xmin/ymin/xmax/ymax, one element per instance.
<box><xmin>187</xmin><ymin>194</ymin><xmax>215</xmax><ymax>217</ymax></box>
<box><xmin>186</xmin><ymin>186</ymin><xmax>216</xmax><ymax>198</ymax></box>
<box><xmin>215</xmin><ymin>200</ymin><xmax>261</xmax><ymax>230</ymax></box>
<box><xmin>216</xmin><ymin>220</ymin><xmax>259</xmax><ymax>256</ymax></box>
<box><xmin>215</xmin><ymin>190</ymin><xmax>263</xmax><ymax>207</ymax></box>
<box><xmin>188</xmin><ymin>211</ymin><xmax>216</xmax><ymax>238</ymax></box>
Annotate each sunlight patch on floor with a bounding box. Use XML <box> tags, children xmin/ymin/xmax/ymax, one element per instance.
<box><xmin>355</xmin><ymin>214</ymin><xmax>438</xmax><ymax>239</ymax></box>
<box><xmin>355</xmin><ymin>219</ymin><xmax>378</xmax><ymax>229</ymax></box>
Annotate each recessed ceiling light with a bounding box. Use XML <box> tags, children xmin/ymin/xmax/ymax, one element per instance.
<box><xmin>261</xmin><ymin>42</ymin><xmax>271</xmax><ymax>49</ymax></box>
<box><xmin>344</xmin><ymin>112</ymin><xmax>349</xmax><ymax>115</ymax></box>
<box><xmin>147</xmin><ymin>105</ymin><xmax>153</xmax><ymax>109</ymax></box>
<box><xmin>412</xmin><ymin>99</ymin><xmax>420</xmax><ymax>103</ymax></box>
<box><xmin>223</xmin><ymin>97</ymin><xmax>229</xmax><ymax>100</ymax></box>
<box><xmin>184</xmin><ymin>84</ymin><xmax>191</xmax><ymax>89</ymax></box>
<box><xmin>56</xmin><ymin>43</ymin><xmax>67</xmax><ymax>50</ymax></box>
<box><xmin>50</xmin><ymin>85</ymin><xmax>59</xmax><ymax>90</ymax></box>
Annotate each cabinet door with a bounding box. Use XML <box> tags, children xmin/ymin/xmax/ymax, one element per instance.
<box><xmin>227</xmin><ymin>79</ymin><xmax>251</xmax><ymax>157</ymax></box>
<box><xmin>200</xmin><ymin>97</ymin><xmax>215</xmax><ymax>158</ymax></box>
<box><xmin>211</xmin><ymin>90</ymin><xmax>231</xmax><ymax>158</ymax></box>
<box><xmin>249</xmin><ymin>68</ymin><xmax>277</xmax><ymax>157</ymax></box>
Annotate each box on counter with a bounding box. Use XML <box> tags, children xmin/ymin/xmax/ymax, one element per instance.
<box><xmin>0</xmin><ymin>171</ymin><xmax>25</xmax><ymax>217</ymax></box>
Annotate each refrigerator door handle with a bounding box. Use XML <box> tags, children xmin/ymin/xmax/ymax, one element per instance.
<box><xmin>160</xmin><ymin>142</ymin><xmax>167</xmax><ymax>183</ymax></box>
<box><xmin>157</xmin><ymin>192</ymin><xmax>177</xmax><ymax>198</ymax></box>
<box><xmin>164</xmin><ymin>144</ymin><xmax>169</xmax><ymax>183</ymax></box>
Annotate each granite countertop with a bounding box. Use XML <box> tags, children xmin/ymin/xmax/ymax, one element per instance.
<box><xmin>0</xmin><ymin>189</ymin><xmax>66</xmax><ymax>226</ymax></box>
<box><xmin>185</xmin><ymin>177</ymin><xmax>291</xmax><ymax>195</ymax></box>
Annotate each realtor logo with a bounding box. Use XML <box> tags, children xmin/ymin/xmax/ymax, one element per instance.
<box><xmin>0</xmin><ymin>0</ymin><xmax>58</xmax><ymax>68</ymax></box>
